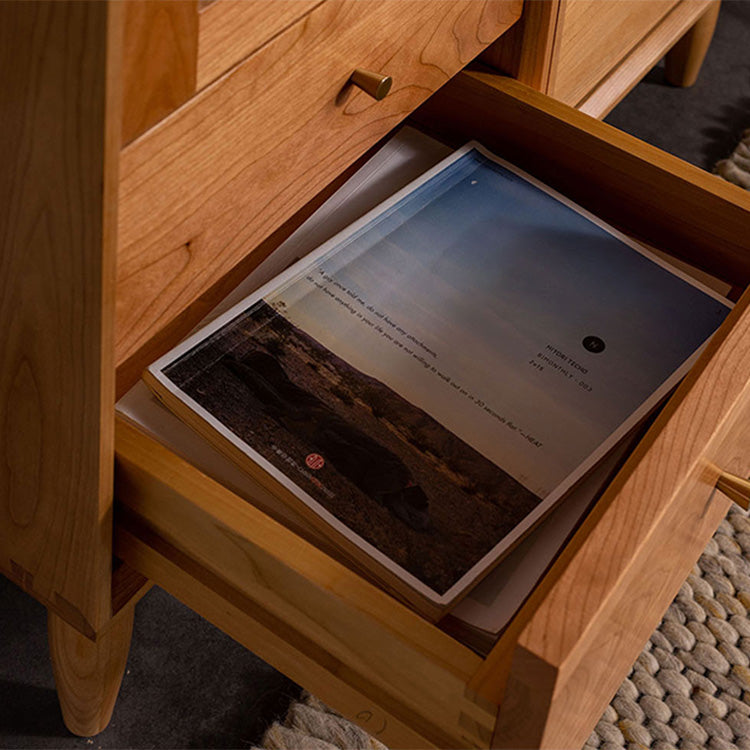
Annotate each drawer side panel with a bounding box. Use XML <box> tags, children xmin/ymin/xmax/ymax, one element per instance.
<box><xmin>490</xmin><ymin>287</ymin><xmax>750</xmax><ymax>749</ymax></box>
<box><xmin>414</xmin><ymin>72</ymin><xmax>750</xmax><ymax>286</ymax></box>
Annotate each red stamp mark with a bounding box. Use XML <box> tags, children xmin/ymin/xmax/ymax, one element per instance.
<box><xmin>305</xmin><ymin>453</ymin><xmax>325</xmax><ymax>470</ymax></box>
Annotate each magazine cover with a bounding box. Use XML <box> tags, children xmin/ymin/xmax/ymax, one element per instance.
<box><xmin>144</xmin><ymin>142</ymin><xmax>732</xmax><ymax>618</ymax></box>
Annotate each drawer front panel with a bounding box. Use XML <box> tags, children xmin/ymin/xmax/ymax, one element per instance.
<box><xmin>493</xmin><ymin>290</ymin><xmax>750</xmax><ymax>750</ymax></box>
<box><xmin>121</xmin><ymin>0</ymin><xmax>321</xmax><ymax>145</ymax></box>
<box><xmin>196</xmin><ymin>0</ymin><xmax>321</xmax><ymax>89</ymax></box>
<box><xmin>116</xmin><ymin>0</ymin><xmax>522</xmax><ymax>369</ymax></box>
<box><xmin>552</xmin><ymin>0</ymin><xmax>678</xmax><ymax>106</ymax></box>
<box><xmin>121</xmin><ymin>1</ymin><xmax>199</xmax><ymax>145</ymax></box>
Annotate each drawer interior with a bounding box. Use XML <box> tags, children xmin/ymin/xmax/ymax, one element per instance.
<box><xmin>114</xmin><ymin>70</ymin><xmax>750</xmax><ymax>750</ymax></box>
<box><xmin>115</xmin><ymin>69</ymin><xmax>750</xmax><ymax>399</ymax></box>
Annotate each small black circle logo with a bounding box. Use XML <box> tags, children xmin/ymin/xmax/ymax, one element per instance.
<box><xmin>582</xmin><ymin>336</ymin><xmax>605</xmax><ymax>354</ymax></box>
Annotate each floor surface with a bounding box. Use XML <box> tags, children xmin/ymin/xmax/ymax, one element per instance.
<box><xmin>0</xmin><ymin>582</ymin><xmax>299</xmax><ymax>749</ymax></box>
<box><xmin>2</xmin><ymin>2</ymin><xmax>749</xmax><ymax>747</ymax></box>
<box><xmin>606</xmin><ymin>0</ymin><xmax>750</xmax><ymax>169</ymax></box>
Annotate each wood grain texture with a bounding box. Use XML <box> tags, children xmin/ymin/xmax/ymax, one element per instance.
<box><xmin>414</xmin><ymin>72</ymin><xmax>750</xmax><ymax>287</ymax></box>
<box><xmin>665</xmin><ymin>0</ymin><xmax>720</xmax><ymax>87</ymax></box>
<box><xmin>552</xmin><ymin>0</ymin><xmax>678</xmax><ymax>106</ymax></box>
<box><xmin>121</xmin><ymin>0</ymin><xmax>198</xmax><ymax>145</ymax></box>
<box><xmin>0</xmin><ymin>1</ymin><xmax>122</xmax><ymax>634</ymax></box>
<box><xmin>578</xmin><ymin>0</ymin><xmax>716</xmax><ymax>118</ymax></box>
<box><xmin>49</xmin><ymin>607</ymin><xmax>134</xmax><ymax>736</ymax></box>
<box><xmin>480</xmin><ymin>0</ymin><xmax>563</xmax><ymax>92</ymax></box>
<box><xmin>480</xmin><ymin>0</ymin><xmax>701</xmax><ymax>109</ymax></box>
<box><xmin>717</xmin><ymin>471</ymin><xmax>750</xmax><ymax>510</ymax></box>
<box><xmin>114</xmin><ymin>417</ymin><xmax>495</xmax><ymax>749</ymax></box>
<box><xmin>115</xmin><ymin>0</ymin><xmax>522</xmax><ymax>368</ymax></box>
<box><xmin>117</xmin><ymin>524</ymin><xmax>441</xmax><ymax>750</ymax></box>
<box><xmin>196</xmin><ymin>0</ymin><xmax>321</xmax><ymax>89</ymax></box>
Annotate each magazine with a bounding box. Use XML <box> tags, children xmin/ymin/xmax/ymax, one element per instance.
<box><xmin>143</xmin><ymin>141</ymin><xmax>732</xmax><ymax>620</ymax></box>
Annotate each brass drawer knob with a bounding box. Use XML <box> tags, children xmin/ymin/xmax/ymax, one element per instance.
<box><xmin>716</xmin><ymin>471</ymin><xmax>750</xmax><ymax>510</ymax></box>
<box><xmin>350</xmin><ymin>69</ymin><xmax>392</xmax><ymax>100</ymax></box>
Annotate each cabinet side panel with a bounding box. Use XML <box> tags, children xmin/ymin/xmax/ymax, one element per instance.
<box><xmin>0</xmin><ymin>1</ymin><xmax>120</xmax><ymax>634</ymax></box>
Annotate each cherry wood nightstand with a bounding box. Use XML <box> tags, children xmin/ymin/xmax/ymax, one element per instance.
<box><xmin>2</xmin><ymin>2</ymin><xmax>747</xmax><ymax>748</ymax></box>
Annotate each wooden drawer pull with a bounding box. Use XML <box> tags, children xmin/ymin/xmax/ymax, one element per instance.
<box><xmin>350</xmin><ymin>68</ymin><xmax>392</xmax><ymax>100</ymax></box>
<box><xmin>717</xmin><ymin>472</ymin><xmax>750</xmax><ymax>510</ymax></box>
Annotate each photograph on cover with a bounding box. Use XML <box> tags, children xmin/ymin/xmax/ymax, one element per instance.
<box><xmin>152</xmin><ymin>144</ymin><xmax>731</xmax><ymax>603</ymax></box>
<box><xmin>162</xmin><ymin>300</ymin><xmax>541</xmax><ymax>596</ymax></box>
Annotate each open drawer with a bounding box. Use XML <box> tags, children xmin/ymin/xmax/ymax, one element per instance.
<box><xmin>113</xmin><ymin>72</ymin><xmax>750</xmax><ymax>750</ymax></box>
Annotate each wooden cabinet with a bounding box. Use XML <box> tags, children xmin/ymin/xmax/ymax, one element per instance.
<box><xmin>483</xmin><ymin>0</ymin><xmax>721</xmax><ymax>117</ymax></box>
<box><xmin>1</xmin><ymin>2</ymin><xmax>746</xmax><ymax>748</ymax></box>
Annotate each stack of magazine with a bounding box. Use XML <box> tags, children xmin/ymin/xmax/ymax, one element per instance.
<box><xmin>123</xmin><ymin>128</ymin><xmax>732</xmax><ymax>635</ymax></box>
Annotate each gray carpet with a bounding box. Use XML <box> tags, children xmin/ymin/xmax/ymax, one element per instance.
<box><xmin>0</xmin><ymin>582</ymin><xmax>299</xmax><ymax>748</ymax></box>
<box><xmin>2</xmin><ymin>2</ymin><xmax>749</xmax><ymax>748</ymax></box>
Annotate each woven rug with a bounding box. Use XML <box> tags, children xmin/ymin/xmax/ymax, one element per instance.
<box><xmin>258</xmin><ymin>692</ymin><xmax>388</xmax><ymax>750</ymax></box>
<box><xmin>256</xmin><ymin>506</ymin><xmax>750</xmax><ymax>750</ymax></box>
<box><xmin>583</xmin><ymin>506</ymin><xmax>750</xmax><ymax>750</ymax></box>
<box><xmin>714</xmin><ymin>130</ymin><xmax>750</xmax><ymax>190</ymax></box>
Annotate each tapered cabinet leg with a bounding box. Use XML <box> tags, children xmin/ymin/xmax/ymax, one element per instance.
<box><xmin>664</xmin><ymin>1</ymin><xmax>720</xmax><ymax>87</ymax></box>
<box><xmin>48</xmin><ymin>607</ymin><xmax>134</xmax><ymax>736</ymax></box>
